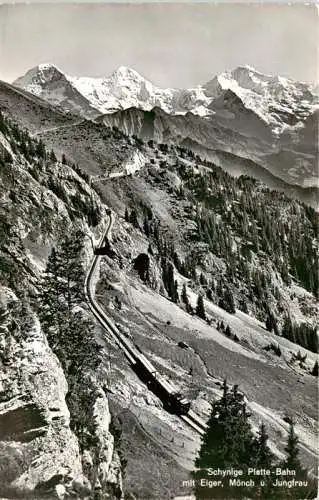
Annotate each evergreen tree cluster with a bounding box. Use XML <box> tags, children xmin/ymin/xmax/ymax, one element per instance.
<box><xmin>0</xmin><ymin>293</ymin><xmax>34</xmax><ymax>366</ymax></box>
<box><xmin>0</xmin><ymin>110</ymin><xmax>47</xmax><ymax>165</ymax></box>
<box><xmin>152</xmin><ymin>161</ymin><xmax>316</xmax><ymax>351</ymax></box>
<box><xmin>0</xmin><ymin>112</ymin><xmax>102</xmax><ymax>228</ymax></box>
<box><xmin>216</xmin><ymin>321</ymin><xmax>239</xmax><ymax>342</ymax></box>
<box><xmin>0</xmin><ymin>111</ymin><xmax>91</xmax><ymax>184</ymax></box>
<box><xmin>38</xmin><ymin>229</ymin><xmax>101</xmax><ymax>451</ymax></box>
<box><xmin>38</xmin><ymin>229</ymin><xmax>100</xmax><ymax>372</ymax></box>
<box><xmin>196</xmin><ymin>294</ymin><xmax>206</xmax><ymax>320</ymax></box>
<box><xmin>70</xmin><ymin>191</ymin><xmax>101</xmax><ymax>227</ymax></box>
<box><xmin>125</xmin><ymin>191</ymin><xmax>316</xmax><ymax>352</ymax></box>
<box><xmin>263</xmin><ymin>342</ymin><xmax>282</xmax><ymax>357</ymax></box>
<box><xmin>218</xmin><ymin>286</ymin><xmax>236</xmax><ymax>314</ymax></box>
<box><xmin>124</xmin><ymin>207</ymin><xmax>140</xmax><ymax>228</ymax></box>
<box><xmin>311</xmin><ymin>360</ymin><xmax>318</xmax><ymax>376</ymax></box>
<box><xmin>181</xmin><ymin>283</ymin><xmax>193</xmax><ymax>313</ymax></box>
<box><xmin>125</xmin><ymin>202</ymin><xmax>208</xmax><ymax>315</ymax></box>
<box><xmin>182</xmin><ymin>167</ymin><xmax>318</xmax><ymax>299</ymax></box>
<box><xmin>193</xmin><ymin>381</ymin><xmax>316</xmax><ymax>499</ymax></box>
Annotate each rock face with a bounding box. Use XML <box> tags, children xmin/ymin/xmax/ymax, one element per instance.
<box><xmin>0</xmin><ymin>287</ymin><xmax>88</xmax><ymax>498</ymax></box>
<box><xmin>90</xmin><ymin>390</ymin><xmax>123</xmax><ymax>497</ymax></box>
<box><xmin>0</xmin><ymin>287</ymin><xmax>123</xmax><ymax>498</ymax></box>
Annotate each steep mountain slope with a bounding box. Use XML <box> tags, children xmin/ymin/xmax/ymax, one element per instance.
<box><xmin>0</xmin><ymin>80</ymin><xmax>80</xmax><ymax>134</ymax></box>
<box><xmin>0</xmin><ymin>80</ymin><xmax>140</xmax><ymax>180</ymax></box>
<box><xmin>0</xmin><ymin>113</ymin><xmax>123</xmax><ymax>498</ymax></box>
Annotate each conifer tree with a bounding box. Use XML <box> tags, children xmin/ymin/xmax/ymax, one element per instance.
<box><xmin>50</xmin><ymin>149</ymin><xmax>57</xmax><ymax>162</ymax></box>
<box><xmin>59</xmin><ymin>229</ymin><xmax>85</xmax><ymax>313</ymax></box>
<box><xmin>282</xmin><ymin>315</ymin><xmax>294</xmax><ymax>342</ymax></box>
<box><xmin>143</xmin><ymin>216</ymin><xmax>150</xmax><ymax>236</ymax></box>
<box><xmin>311</xmin><ymin>360</ymin><xmax>318</xmax><ymax>377</ymax></box>
<box><xmin>196</xmin><ymin>294</ymin><xmax>206</xmax><ymax>320</ymax></box>
<box><xmin>36</xmin><ymin>138</ymin><xmax>46</xmax><ymax>159</ymax></box>
<box><xmin>283</xmin><ymin>421</ymin><xmax>302</xmax><ymax>473</ymax></box>
<box><xmin>265</xmin><ymin>314</ymin><xmax>274</xmax><ymax>332</ymax></box>
<box><xmin>225</xmin><ymin>325</ymin><xmax>231</xmax><ymax>337</ymax></box>
<box><xmin>181</xmin><ymin>283</ymin><xmax>191</xmax><ymax>313</ymax></box>
<box><xmin>276</xmin><ymin>421</ymin><xmax>315</xmax><ymax>499</ymax></box>
<box><xmin>199</xmin><ymin>273</ymin><xmax>207</xmax><ymax>286</ymax></box>
<box><xmin>193</xmin><ymin>382</ymin><xmax>255</xmax><ymax>498</ymax></box>
<box><xmin>38</xmin><ymin>229</ymin><xmax>98</xmax><ymax>374</ymax></box>
<box><xmin>206</xmin><ymin>288</ymin><xmax>213</xmax><ymax>301</ymax></box>
<box><xmin>161</xmin><ymin>258</ymin><xmax>178</xmax><ymax>302</ymax></box>
<box><xmin>252</xmin><ymin>422</ymin><xmax>274</xmax><ymax>469</ymax></box>
<box><xmin>38</xmin><ymin>246</ymin><xmax>67</xmax><ymax>345</ymax></box>
<box><xmin>66</xmin><ymin>312</ymin><xmax>101</xmax><ymax>376</ymax></box>
<box><xmin>219</xmin><ymin>287</ymin><xmax>236</xmax><ymax>314</ymax></box>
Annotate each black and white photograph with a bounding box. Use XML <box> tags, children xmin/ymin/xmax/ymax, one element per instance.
<box><xmin>0</xmin><ymin>1</ymin><xmax>318</xmax><ymax>499</ymax></box>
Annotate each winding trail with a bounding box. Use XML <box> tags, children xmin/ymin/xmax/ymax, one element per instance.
<box><xmin>30</xmin><ymin>120</ymin><xmax>86</xmax><ymax>138</ymax></box>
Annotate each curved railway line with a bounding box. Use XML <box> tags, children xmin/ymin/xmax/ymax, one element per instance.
<box><xmin>84</xmin><ymin>212</ymin><xmax>208</xmax><ymax>436</ymax></box>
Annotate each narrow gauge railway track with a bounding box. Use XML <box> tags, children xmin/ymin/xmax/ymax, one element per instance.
<box><xmin>84</xmin><ymin>213</ymin><xmax>208</xmax><ymax>436</ymax></box>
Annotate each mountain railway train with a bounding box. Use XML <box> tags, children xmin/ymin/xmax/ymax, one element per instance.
<box><xmin>133</xmin><ymin>355</ymin><xmax>191</xmax><ymax>415</ymax></box>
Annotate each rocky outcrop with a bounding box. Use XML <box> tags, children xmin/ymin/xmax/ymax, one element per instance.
<box><xmin>85</xmin><ymin>389</ymin><xmax>123</xmax><ymax>498</ymax></box>
<box><xmin>0</xmin><ymin>285</ymin><xmax>124</xmax><ymax>499</ymax></box>
<box><xmin>0</xmin><ymin>286</ymin><xmax>89</xmax><ymax>498</ymax></box>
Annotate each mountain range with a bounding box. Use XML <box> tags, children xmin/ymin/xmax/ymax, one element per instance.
<box><xmin>14</xmin><ymin>63</ymin><xmax>318</xmax><ymax>127</ymax></box>
<box><xmin>14</xmin><ymin>63</ymin><xmax>319</xmax><ymax>197</ymax></box>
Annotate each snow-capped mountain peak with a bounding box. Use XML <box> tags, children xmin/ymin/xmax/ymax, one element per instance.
<box><xmin>203</xmin><ymin>65</ymin><xmax>317</xmax><ymax>134</ymax></box>
<box><xmin>37</xmin><ymin>62</ymin><xmax>61</xmax><ymax>73</ymax></box>
<box><xmin>13</xmin><ymin>63</ymin><xmax>100</xmax><ymax>117</ymax></box>
<box><xmin>108</xmin><ymin>65</ymin><xmax>148</xmax><ymax>84</ymax></box>
<box><xmin>14</xmin><ymin>63</ymin><xmax>66</xmax><ymax>93</ymax></box>
<box><xmin>66</xmin><ymin>66</ymin><xmax>157</xmax><ymax>113</ymax></box>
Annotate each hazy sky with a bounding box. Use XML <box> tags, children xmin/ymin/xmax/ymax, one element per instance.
<box><xmin>0</xmin><ymin>3</ymin><xmax>318</xmax><ymax>87</ymax></box>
